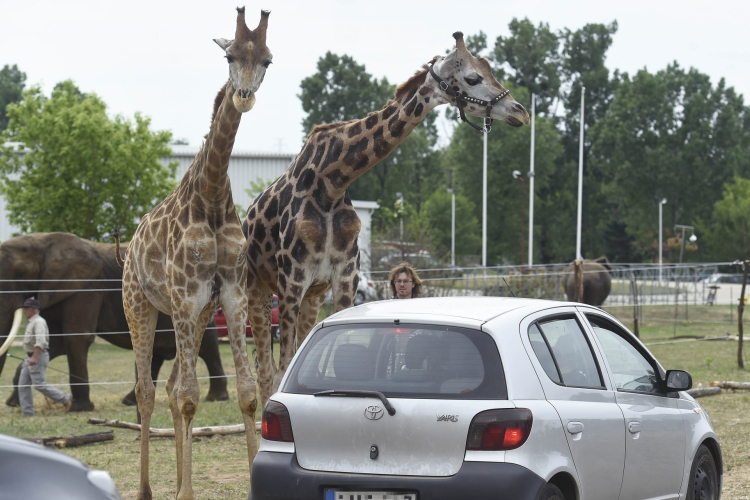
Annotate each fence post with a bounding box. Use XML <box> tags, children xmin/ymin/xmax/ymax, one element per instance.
<box><xmin>574</xmin><ymin>259</ymin><xmax>584</xmax><ymax>302</ymax></box>
<box><xmin>630</xmin><ymin>273</ymin><xmax>640</xmax><ymax>338</ymax></box>
<box><xmin>739</xmin><ymin>260</ymin><xmax>748</xmax><ymax>370</ymax></box>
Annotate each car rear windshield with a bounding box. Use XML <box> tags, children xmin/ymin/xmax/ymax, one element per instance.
<box><xmin>284</xmin><ymin>323</ymin><xmax>507</xmax><ymax>399</ymax></box>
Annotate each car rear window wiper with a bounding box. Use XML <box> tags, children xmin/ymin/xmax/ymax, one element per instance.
<box><xmin>313</xmin><ymin>389</ymin><xmax>396</xmax><ymax>416</ymax></box>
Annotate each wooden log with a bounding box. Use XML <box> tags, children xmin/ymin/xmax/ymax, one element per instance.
<box><xmin>686</xmin><ymin>387</ymin><xmax>721</xmax><ymax>398</ymax></box>
<box><xmin>710</xmin><ymin>381</ymin><xmax>750</xmax><ymax>390</ymax></box>
<box><xmin>24</xmin><ymin>430</ymin><xmax>114</xmax><ymax>448</ymax></box>
<box><xmin>88</xmin><ymin>418</ymin><xmax>261</xmax><ymax>436</ymax></box>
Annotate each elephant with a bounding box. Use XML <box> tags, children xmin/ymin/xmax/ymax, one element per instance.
<box><xmin>0</xmin><ymin>233</ymin><xmax>229</xmax><ymax>412</ymax></box>
<box><xmin>562</xmin><ymin>258</ymin><xmax>612</xmax><ymax>306</ymax></box>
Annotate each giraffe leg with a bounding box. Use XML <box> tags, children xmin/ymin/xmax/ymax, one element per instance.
<box><xmin>248</xmin><ymin>282</ymin><xmax>275</xmax><ymax>410</ymax></box>
<box><xmin>297</xmin><ymin>293</ymin><xmax>326</xmax><ymax>347</ymax></box>
<box><xmin>332</xmin><ymin>266</ymin><xmax>361</xmax><ymax>314</ymax></box>
<box><xmin>165</xmin><ymin>352</ymin><xmax>183</xmax><ymax>493</ymax></box>
<box><xmin>272</xmin><ymin>287</ymin><xmax>302</xmax><ymax>394</ymax></box>
<box><xmin>123</xmin><ymin>280</ymin><xmax>159</xmax><ymax>500</ymax></box>
<box><xmin>223</xmin><ymin>287</ymin><xmax>259</xmax><ymax>479</ymax></box>
<box><xmin>173</xmin><ymin>307</ymin><xmax>212</xmax><ymax>500</ymax></box>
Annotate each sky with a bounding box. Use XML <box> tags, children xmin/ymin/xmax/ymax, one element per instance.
<box><xmin>3</xmin><ymin>0</ymin><xmax>749</xmax><ymax>155</ymax></box>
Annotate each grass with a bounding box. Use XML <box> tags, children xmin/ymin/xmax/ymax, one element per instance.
<box><xmin>1</xmin><ymin>305</ymin><xmax>748</xmax><ymax>499</ymax></box>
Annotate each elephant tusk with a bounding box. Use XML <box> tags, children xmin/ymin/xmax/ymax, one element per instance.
<box><xmin>0</xmin><ymin>308</ymin><xmax>23</xmax><ymax>357</ymax></box>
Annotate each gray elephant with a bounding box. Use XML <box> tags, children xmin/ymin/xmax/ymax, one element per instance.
<box><xmin>562</xmin><ymin>258</ymin><xmax>612</xmax><ymax>306</ymax></box>
<box><xmin>0</xmin><ymin>233</ymin><xmax>229</xmax><ymax>412</ymax></box>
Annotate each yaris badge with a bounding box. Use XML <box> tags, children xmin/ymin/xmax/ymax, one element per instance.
<box><xmin>364</xmin><ymin>405</ymin><xmax>384</xmax><ymax>420</ymax></box>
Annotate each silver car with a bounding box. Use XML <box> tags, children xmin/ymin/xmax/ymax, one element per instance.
<box><xmin>251</xmin><ymin>298</ymin><xmax>722</xmax><ymax>500</ymax></box>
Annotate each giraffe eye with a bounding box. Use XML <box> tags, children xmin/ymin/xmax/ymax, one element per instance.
<box><xmin>225</xmin><ymin>54</ymin><xmax>235</xmax><ymax>64</ymax></box>
<box><xmin>263</xmin><ymin>59</ymin><xmax>272</xmax><ymax>68</ymax></box>
<box><xmin>464</xmin><ymin>75</ymin><xmax>483</xmax><ymax>86</ymax></box>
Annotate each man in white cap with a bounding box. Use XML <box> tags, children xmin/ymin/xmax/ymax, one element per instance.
<box><xmin>18</xmin><ymin>297</ymin><xmax>72</xmax><ymax>416</ymax></box>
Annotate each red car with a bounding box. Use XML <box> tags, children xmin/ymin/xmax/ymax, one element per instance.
<box><xmin>214</xmin><ymin>295</ymin><xmax>279</xmax><ymax>338</ymax></box>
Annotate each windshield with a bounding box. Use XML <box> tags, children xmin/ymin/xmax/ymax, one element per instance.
<box><xmin>284</xmin><ymin>323</ymin><xmax>507</xmax><ymax>399</ymax></box>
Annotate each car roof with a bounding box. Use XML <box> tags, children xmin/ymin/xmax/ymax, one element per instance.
<box><xmin>322</xmin><ymin>296</ymin><xmax>580</xmax><ymax>328</ymax></box>
<box><xmin>0</xmin><ymin>433</ymin><xmax>87</xmax><ymax>469</ymax></box>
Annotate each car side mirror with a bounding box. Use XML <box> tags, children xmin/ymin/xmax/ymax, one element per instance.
<box><xmin>665</xmin><ymin>370</ymin><xmax>692</xmax><ymax>391</ymax></box>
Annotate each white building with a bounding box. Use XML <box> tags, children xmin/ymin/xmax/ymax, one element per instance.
<box><xmin>0</xmin><ymin>145</ymin><xmax>379</xmax><ymax>272</ymax></box>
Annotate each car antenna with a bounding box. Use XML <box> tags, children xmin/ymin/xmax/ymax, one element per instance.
<box><xmin>502</xmin><ymin>277</ymin><xmax>516</xmax><ymax>297</ymax></box>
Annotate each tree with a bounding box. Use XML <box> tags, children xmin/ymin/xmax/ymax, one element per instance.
<box><xmin>493</xmin><ymin>19</ymin><xmax>561</xmax><ymax>115</ymax></box>
<box><xmin>446</xmin><ymin>85</ymin><xmax>562</xmax><ymax>264</ymax></box>
<box><xmin>589</xmin><ymin>65</ymin><xmax>749</xmax><ymax>259</ymax></box>
<box><xmin>0</xmin><ymin>80</ymin><xmax>177</xmax><ymax>241</ymax></box>
<box><xmin>696</xmin><ymin>177</ymin><xmax>750</xmax><ymax>261</ymax></box>
<box><xmin>0</xmin><ymin>64</ymin><xmax>26</xmax><ymax>133</ymax></box>
<box><xmin>422</xmin><ymin>188</ymin><xmax>481</xmax><ymax>262</ymax></box>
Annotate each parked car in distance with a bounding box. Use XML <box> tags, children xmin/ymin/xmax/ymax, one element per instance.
<box><xmin>252</xmin><ymin>297</ymin><xmax>721</xmax><ymax>500</ymax></box>
<box><xmin>702</xmin><ymin>273</ymin><xmax>749</xmax><ymax>285</ymax></box>
<box><xmin>0</xmin><ymin>433</ymin><xmax>121</xmax><ymax>500</ymax></box>
<box><xmin>214</xmin><ymin>295</ymin><xmax>278</xmax><ymax>339</ymax></box>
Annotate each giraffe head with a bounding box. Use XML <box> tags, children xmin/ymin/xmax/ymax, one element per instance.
<box><xmin>213</xmin><ymin>7</ymin><xmax>273</xmax><ymax>112</ymax></box>
<box><xmin>432</xmin><ymin>32</ymin><xmax>530</xmax><ymax>127</ymax></box>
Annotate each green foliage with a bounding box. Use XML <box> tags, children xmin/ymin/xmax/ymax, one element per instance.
<box><xmin>245</xmin><ymin>176</ymin><xmax>276</xmax><ymax>201</ymax></box>
<box><xmin>696</xmin><ymin>177</ymin><xmax>750</xmax><ymax>260</ymax></box>
<box><xmin>589</xmin><ymin>65</ymin><xmax>749</xmax><ymax>259</ymax></box>
<box><xmin>422</xmin><ymin>188</ymin><xmax>481</xmax><ymax>262</ymax></box>
<box><xmin>493</xmin><ymin>19</ymin><xmax>560</xmax><ymax>114</ymax></box>
<box><xmin>0</xmin><ymin>80</ymin><xmax>177</xmax><ymax>241</ymax></box>
<box><xmin>0</xmin><ymin>64</ymin><xmax>26</xmax><ymax>132</ymax></box>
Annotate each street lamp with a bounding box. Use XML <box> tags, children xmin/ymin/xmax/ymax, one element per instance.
<box><xmin>659</xmin><ymin>198</ymin><xmax>667</xmax><ymax>283</ymax></box>
<box><xmin>674</xmin><ymin>224</ymin><xmax>697</xmax><ymax>264</ymax></box>
<box><xmin>512</xmin><ymin>170</ymin><xmax>527</xmax><ymax>266</ymax></box>
<box><xmin>447</xmin><ymin>189</ymin><xmax>455</xmax><ymax>268</ymax></box>
<box><xmin>395</xmin><ymin>192</ymin><xmax>404</xmax><ymax>243</ymax></box>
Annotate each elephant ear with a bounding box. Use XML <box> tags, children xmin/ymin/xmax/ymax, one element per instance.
<box><xmin>36</xmin><ymin>233</ymin><xmax>106</xmax><ymax>309</ymax></box>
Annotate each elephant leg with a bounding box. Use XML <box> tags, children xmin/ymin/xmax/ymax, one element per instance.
<box><xmin>122</xmin><ymin>354</ymin><xmax>165</xmax><ymax>406</ymax></box>
<box><xmin>198</xmin><ymin>326</ymin><xmax>229</xmax><ymax>402</ymax></box>
<box><xmin>65</xmin><ymin>336</ymin><xmax>95</xmax><ymax>412</ymax></box>
<box><xmin>5</xmin><ymin>361</ymin><xmax>23</xmax><ymax>407</ymax></box>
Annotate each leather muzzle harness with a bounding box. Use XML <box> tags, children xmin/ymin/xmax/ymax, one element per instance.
<box><xmin>429</xmin><ymin>64</ymin><xmax>510</xmax><ymax>133</ymax></box>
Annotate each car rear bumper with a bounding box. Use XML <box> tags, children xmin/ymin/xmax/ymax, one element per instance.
<box><xmin>250</xmin><ymin>451</ymin><xmax>545</xmax><ymax>500</ymax></box>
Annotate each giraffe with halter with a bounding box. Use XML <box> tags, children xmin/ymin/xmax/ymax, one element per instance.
<box><xmin>115</xmin><ymin>8</ymin><xmax>273</xmax><ymax>499</ymax></box>
<box><xmin>243</xmin><ymin>32</ymin><xmax>530</xmax><ymax>408</ymax></box>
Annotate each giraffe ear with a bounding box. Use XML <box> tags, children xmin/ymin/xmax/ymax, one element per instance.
<box><xmin>214</xmin><ymin>38</ymin><xmax>233</xmax><ymax>51</ymax></box>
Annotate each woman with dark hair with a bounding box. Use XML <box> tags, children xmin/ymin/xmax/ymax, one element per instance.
<box><xmin>388</xmin><ymin>263</ymin><xmax>423</xmax><ymax>299</ymax></box>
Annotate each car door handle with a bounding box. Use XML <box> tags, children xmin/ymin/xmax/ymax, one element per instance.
<box><xmin>628</xmin><ymin>421</ymin><xmax>642</xmax><ymax>434</ymax></box>
<box><xmin>567</xmin><ymin>422</ymin><xmax>584</xmax><ymax>434</ymax></box>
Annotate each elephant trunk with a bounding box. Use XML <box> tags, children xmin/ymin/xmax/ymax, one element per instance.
<box><xmin>0</xmin><ymin>308</ymin><xmax>24</xmax><ymax>377</ymax></box>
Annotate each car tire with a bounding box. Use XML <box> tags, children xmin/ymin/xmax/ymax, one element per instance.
<box><xmin>687</xmin><ymin>445</ymin><xmax>719</xmax><ymax>500</ymax></box>
<box><xmin>354</xmin><ymin>290</ymin><xmax>366</xmax><ymax>306</ymax></box>
<box><xmin>536</xmin><ymin>483</ymin><xmax>565</xmax><ymax>500</ymax></box>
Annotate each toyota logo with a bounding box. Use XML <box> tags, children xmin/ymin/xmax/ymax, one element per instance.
<box><xmin>364</xmin><ymin>405</ymin><xmax>384</xmax><ymax>420</ymax></box>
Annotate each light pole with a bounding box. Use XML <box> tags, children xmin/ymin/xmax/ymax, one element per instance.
<box><xmin>528</xmin><ymin>93</ymin><xmax>536</xmax><ymax>268</ymax></box>
<box><xmin>659</xmin><ymin>198</ymin><xmax>667</xmax><ymax>283</ymax></box>
<box><xmin>395</xmin><ymin>191</ymin><xmax>404</xmax><ymax>243</ymax></box>
<box><xmin>674</xmin><ymin>224</ymin><xmax>697</xmax><ymax>265</ymax></box>
<box><xmin>513</xmin><ymin>170</ymin><xmax>527</xmax><ymax>266</ymax></box>
<box><xmin>447</xmin><ymin>189</ymin><xmax>455</xmax><ymax>268</ymax></box>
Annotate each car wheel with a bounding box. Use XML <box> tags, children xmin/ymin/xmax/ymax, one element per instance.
<box><xmin>688</xmin><ymin>445</ymin><xmax>719</xmax><ymax>500</ymax></box>
<box><xmin>536</xmin><ymin>483</ymin><xmax>565</xmax><ymax>500</ymax></box>
<box><xmin>354</xmin><ymin>290</ymin><xmax>366</xmax><ymax>306</ymax></box>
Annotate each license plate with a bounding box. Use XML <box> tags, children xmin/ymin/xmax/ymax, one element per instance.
<box><xmin>324</xmin><ymin>491</ymin><xmax>417</xmax><ymax>500</ymax></box>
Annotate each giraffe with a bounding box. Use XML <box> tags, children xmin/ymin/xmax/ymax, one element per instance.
<box><xmin>116</xmin><ymin>8</ymin><xmax>272</xmax><ymax>500</ymax></box>
<box><xmin>243</xmin><ymin>32</ymin><xmax>530</xmax><ymax>407</ymax></box>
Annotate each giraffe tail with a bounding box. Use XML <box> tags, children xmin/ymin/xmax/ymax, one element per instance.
<box><xmin>112</xmin><ymin>228</ymin><xmax>125</xmax><ymax>267</ymax></box>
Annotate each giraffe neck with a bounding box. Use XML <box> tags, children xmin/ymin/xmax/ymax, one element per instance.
<box><xmin>193</xmin><ymin>82</ymin><xmax>242</xmax><ymax>204</ymax></box>
<box><xmin>301</xmin><ymin>73</ymin><xmax>442</xmax><ymax>202</ymax></box>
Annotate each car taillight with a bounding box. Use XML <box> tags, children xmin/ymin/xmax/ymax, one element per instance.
<box><xmin>466</xmin><ymin>409</ymin><xmax>532</xmax><ymax>451</ymax></box>
<box><xmin>262</xmin><ymin>401</ymin><xmax>294</xmax><ymax>442</ymax></box>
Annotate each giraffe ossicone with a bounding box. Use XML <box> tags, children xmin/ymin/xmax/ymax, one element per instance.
<box><xmin>118</xmin><ymin>8</ymin><xmax>272</xmax><ymax>500</ymax></box>
<box><xmin>243</xmin><ymin>31</ymin><xmax>530</xmax><ymax>410</ymax></box>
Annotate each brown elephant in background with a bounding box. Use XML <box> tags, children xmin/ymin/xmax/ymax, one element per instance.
<box><xmin>562</xmin><ymin>257</ymin><xmax>612</xmax><ymax>306</ymax></box>
<box><xmin>0</xmin><ymin>233</ymin><xmax>229</xmax><ymax>412</ymax></box>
